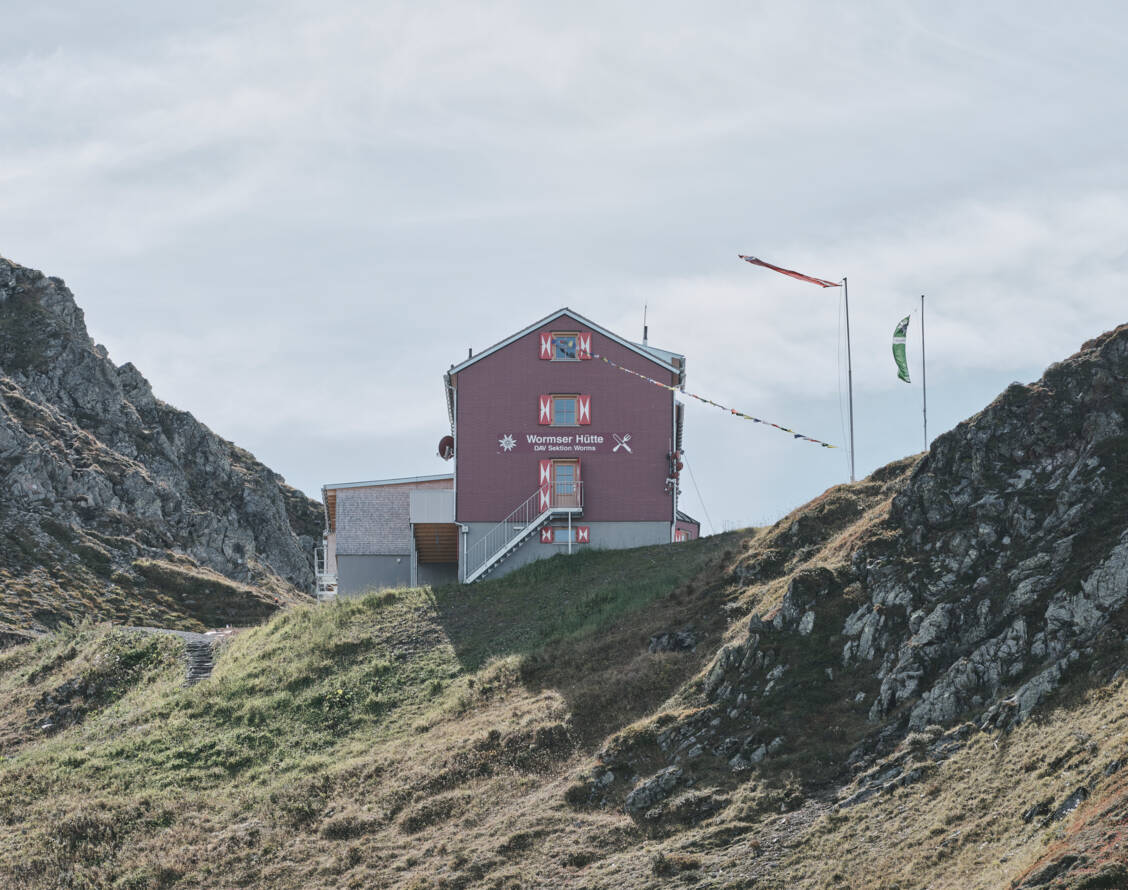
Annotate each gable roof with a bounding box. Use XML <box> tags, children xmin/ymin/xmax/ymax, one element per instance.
<box><xmin>446</xmin><ymin>308</ymin><xmax>682</xmax><ymax>377</ymax></box>
<box><xmin>442</xmin><ymin>308</ymin><xmax>686</xmax><ymax>436</ymax></box>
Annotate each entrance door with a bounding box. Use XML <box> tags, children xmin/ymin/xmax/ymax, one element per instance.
<box><xmin>553</xmin><ymin>460</ymin><xmax>580</xmax><ymax>507</ymax></box>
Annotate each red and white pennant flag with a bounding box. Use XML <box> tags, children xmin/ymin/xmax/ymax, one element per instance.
<box><xmin>739</xmin><ymin>255</ymin><xmax>840</xmax><ymax>288</ymax></box>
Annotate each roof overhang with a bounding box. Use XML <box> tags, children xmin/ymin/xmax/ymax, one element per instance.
<box><xmin>323</xmin><ymin>473</ymin><xmax>453</xmax><ymax>491</ymax></box>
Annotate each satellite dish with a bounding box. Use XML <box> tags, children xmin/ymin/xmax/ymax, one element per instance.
<box><xmin>438</xmin><ymin>435</ymin><xmax>455</xmax><ymax>461</ymax></box>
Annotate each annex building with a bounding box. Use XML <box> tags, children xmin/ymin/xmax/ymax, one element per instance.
<box><xmin>318</xmin><ymin>309</ymin><xmax>699</xmax><ymax>596</ymax></box>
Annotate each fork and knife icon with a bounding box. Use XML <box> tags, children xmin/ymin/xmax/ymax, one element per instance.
<box><xmin>613</xmin><ymin>433</ymin><xmax>632</xmax><ymax>453</ymax></box>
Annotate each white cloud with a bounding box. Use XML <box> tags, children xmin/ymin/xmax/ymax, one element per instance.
<box><xmin>3</xmin><ymin>0</ymin><xmax>1128</xmax><ymax>522</ymax></box>
<box><xmin>597</xmin><ymin>186</ymin><xmax>1128</xmax><ymax>407</ymax></box>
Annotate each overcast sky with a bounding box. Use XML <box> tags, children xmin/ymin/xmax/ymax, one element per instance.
<box><xmin>3</xmin><ymin>1</ymin><xmax>1126</xmax><ymax>529</ymax></box>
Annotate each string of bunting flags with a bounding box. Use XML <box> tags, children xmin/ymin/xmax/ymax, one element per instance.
<box><xmin>593</xmin><ymin>354</ymin><xmax>837</xmax><ymax>449</ymax></box>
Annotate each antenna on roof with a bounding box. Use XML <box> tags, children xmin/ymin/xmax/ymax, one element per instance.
<box><xmin>643</xmin><ymin>304</ymin><xmax>648</xmax><ymax>346</ymax></box>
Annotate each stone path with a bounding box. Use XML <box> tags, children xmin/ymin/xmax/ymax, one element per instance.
<box><xmin>126</xmin><ymin>626</ymin><xmax>237</xmax><ymax>686</ymax></box>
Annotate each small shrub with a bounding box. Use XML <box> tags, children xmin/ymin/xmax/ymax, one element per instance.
<box><xmin>399</xmin><ymin>793</ymin><xmax>471</xmax><ymax>834</ymax></box>
<box><xmin>904</xmin><ymin>732</ymin><xmax>934</xmax><ymax>754</ymax></box>
<box><xmin>652</xmin><ymin>851</ymin><xmax>701</xmax><ymax>875</ymax></box>
<box><xmin>563</xmin><ymin>850</ymin><xmax>597</xmax><ymax>868</ymax></box>
<box><xmin>362</xmin><ymin>590</ymin><xmax>399</xmax><ymax>608</ymax></box>
<box><xmin>1075</xmin><ymin>865</ymin><xmax>1128</xmax><ymax>889</ymax></box>
<box><xmin>314</xmin><ymin>684</ymin><xmax>360</xmax><ymax>732</ymax></box>
<box><xmin>268</xmin><ymin>776</ymin><xmax>331</xmax><ymax>828</ymax></box>
<box><xmin>75</xmin><ymin>544</ymin><xmax>113</xmax><ymax>578</ymax></box>
<box><xmin>564</xmin><ymin>781</ymin><xmax>593</xmax><ymax>807</ymax></box>
<box><xmin>319</xmin><ymin>812</ymin><xmax>380</xmax><ymax>840</ymax></box>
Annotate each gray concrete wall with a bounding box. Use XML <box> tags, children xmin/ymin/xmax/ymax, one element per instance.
<box><xmin>418</xmin><ymin>562</ymin><xmax>458</xmax><ymax>587</ymax></box>
<box><xmin>463</xmin><ymin>520</ymin><xmax>670</xmax><ymax>580</ymax></box>
<box><xmin>337</xmin><ymin>554</ymin><xmax>411</xmax><ymax>596</ymax></box>
<box><xmin>338</xmin><ymin>555</ymin><xmax>456</xmax><ymax>594</ymax></box>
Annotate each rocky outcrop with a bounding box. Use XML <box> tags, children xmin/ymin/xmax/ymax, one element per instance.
<box><xmin>588</xmin><ymin>324</ymin><xmax>1128</xmax><ymax>821</ymax></box>
<box><xmin>852</xmin><ymin>327</ymin><xmax>1128</xmax><ymax>735</ymax></box>
<box><xmin>0</xmin><ymin>256</ymin><xmax>322</xmax><ymax>632</ymax></box>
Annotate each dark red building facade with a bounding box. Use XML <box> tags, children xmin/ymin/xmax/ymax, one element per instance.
<box><xmin>318</xmin><ymin>308</ymin><xmax>697</xmax><ymax>595</ymax></box>
<box><xmin>446</xmin><ymin>308</ymin><xmax>693</xmax><ymax>582</ymax></box>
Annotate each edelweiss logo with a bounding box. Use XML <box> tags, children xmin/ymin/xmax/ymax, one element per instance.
<box><xmin>498</xmin><ymin>433</ymin><xmax>516</xmax><ymax>452</ymax></box>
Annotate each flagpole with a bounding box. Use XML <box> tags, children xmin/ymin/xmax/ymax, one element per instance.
<box><xmin>921</xmin><ymin>294</ymin><xmax>928</xmax><ymax>452</ymax></box>
<box><xmin>844</xmin><ymin>276</ymin><xmax>855</xmax><ymax>482</ymax></box>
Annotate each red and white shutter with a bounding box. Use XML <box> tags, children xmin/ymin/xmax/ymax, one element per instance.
<box><xmin>539</xmin><ymin>460</ymin><xmax>553</xmax><ymax>511</ymax></box>
<box><xmin>540</xmin><ymin>527</ymin><xmax>555</xmax><ymax>543</ymax></box>
<box><xmin>575</xmin><ymin>526</ymin><xmax>590</xmax><ymax>543</ymax></box>
<box><xmin>539</xmin><ymin>333</ymin><xmax>552</xmax><ymax>360</ymax></box>
<box><xmin>577</xmin><ymin>394</ymin><xmax>591</xmax><ymax>425</ymax></box>
<box><xmin>577</xmin><ymin>332</ymin><xmax>592</xmax><ymax>360</ymax></box>
<box><xmin>538</xmin><ymin>395</ymin><xmax>553</xmax><ymax>425</ymax></box>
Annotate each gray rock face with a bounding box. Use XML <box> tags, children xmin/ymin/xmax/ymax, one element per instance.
<box><xmin>0</xmin><ymin>256</ymin><xmax>321</xmax><ymax>630</ymax></box>
<box><xmin>649</xmin><ymin>629</ymin><xmax>697</xmax><ymax>653</ymax></box>
<box><xmin>624</xmin><ymin>766</ymin><xmax>683</xmax><ymax>816</ymax></box>
<box><xmin>830</xmin><ymin>327</ymin><xmax>1128</xmax><ymax>735</ymax></box>
<box><xmin>601</xmin><ymin>323</ymin><xmax>1128</xmax><ymax>800</ymax></box>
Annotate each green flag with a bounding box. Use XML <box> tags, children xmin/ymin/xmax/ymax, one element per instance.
<box><xmin>893</xmin><ymin>316</ymin><xmax>911</xmax><ymax>383</ymax></box>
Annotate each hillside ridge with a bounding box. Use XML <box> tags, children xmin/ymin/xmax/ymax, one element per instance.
<box><xmin>568</xmin><ymin>322</ymin><xmax>1128</xmax><ymax>885</ymax></box>
<box><xmin>0</xmin><ymin>255</ymin><xmax>322</xmax><ymax>635</ymax></box>
<box><xmin>1</xmin><ymin>312</ymin><xmax>1126</xmax><ymax>888</ymax></box>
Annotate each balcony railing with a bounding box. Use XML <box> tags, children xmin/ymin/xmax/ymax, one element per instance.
<box><xmin>314</xmin><ymin>545</ymin><xmax>338</xmax><ymax>601</ymax></box>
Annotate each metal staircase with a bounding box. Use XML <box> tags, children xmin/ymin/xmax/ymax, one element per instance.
<box><xmin>463</xmin><ymin>482</ymin><xmax>583</xmax><ymax>583</ymax></box>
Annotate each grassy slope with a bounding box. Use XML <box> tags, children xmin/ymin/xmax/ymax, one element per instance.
<box><xmin>0</xmin><ymin>551</ymin><xmax>304</xmax><ymax>639</ymax></box>
<box><xmin>0</xmin><ymin>533</ymin><xmax>747</xmax><ymax>889</ymax></box>
<box><xmin>781</xmin><ymin>676</ymin><xmax>1128</xmax><ymax>890</ymax></box>
<box><xmin>1</xmin><ymin>465</ymin><xmax>1125</xmax><ymax>889</ymax></box>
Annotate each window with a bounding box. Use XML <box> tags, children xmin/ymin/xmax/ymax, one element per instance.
<box><xmin>539</xmin><ymin>394</ymin><xmax>591</xmax><ymax>426</ymax></box>
<box><xmin>552</xmin><ymin>395</ymin><xmax>577</xmax><ymax>426</ymax></box>
<box><xmin>553</xmin><ymin>332</ymin><xmax>578</xmax><ymax>361</ymax></box>
<box><xmin>539</xmin><ymin>330</ymin><xmax>591</xmax><ymax>360</ymax></box>
<box><xmin>551</xmin><ymin>525</ymin><xmax>590</xmax><ymax>544</ymax></box>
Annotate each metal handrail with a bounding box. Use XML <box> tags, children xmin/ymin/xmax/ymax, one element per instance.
<box><xmin>314</xmin><ymin>546</ymin><xmax>338</xmax><ymax>600</ymax></box>
<box><xmin>464</xmin><ymin>481</ymin><xmax>583</xmax><ymax>581</ymax></box>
